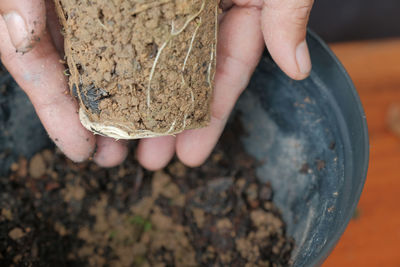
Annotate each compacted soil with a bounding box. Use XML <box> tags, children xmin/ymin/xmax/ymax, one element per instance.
<box><xmin>55</xmin><ymin>0</ymin><xmax>218</xmax><ymax>138</ymax></box>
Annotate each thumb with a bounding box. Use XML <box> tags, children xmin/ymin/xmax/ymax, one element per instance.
<box><xmin>262</xmin><ymin>0</ymin><xmax>314</xmax><ymax>80</ymax></box>
<box><xmin>0</xmin><ymin>0</ymin><xmax>46</xmax><ymax>53</ymax></box>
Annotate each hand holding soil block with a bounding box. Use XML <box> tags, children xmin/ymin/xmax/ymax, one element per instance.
<box><xmin>55</xmin><ymin>0</ymin><xmax>218</xmax><ymax>139</ymax></box>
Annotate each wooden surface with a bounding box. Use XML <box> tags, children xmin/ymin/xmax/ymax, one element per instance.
<box><xmin>323</xmin><ymin>40</ymin><xmax>400</xmax><ymax>266</ymax></box>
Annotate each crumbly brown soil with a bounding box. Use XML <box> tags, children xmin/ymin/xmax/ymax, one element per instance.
<box><xmin>55</xmin><ymin>0</ymin><xmax>218</xmax><ymax>138</ymax></box>
<box><xmin>0</xmin><ymin>122</ymin><xmax>293</xmax><ymax>266</ymax></box>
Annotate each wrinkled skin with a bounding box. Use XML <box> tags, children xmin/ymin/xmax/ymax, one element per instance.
<box><xmin>0</xmin><ymin>0</ymin><xmax>314</xmax><ymax>170</ymax></box>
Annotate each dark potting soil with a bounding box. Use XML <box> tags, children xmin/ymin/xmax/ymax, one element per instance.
<box><xmin>0</xmin><ymin>121</ymin><xmax>294</xmax><ymax>266</ymax></box>
<box><xmin>0</xmin><ymin>64</ymin><xmax>51</xmax><ymax>177</ymax></box>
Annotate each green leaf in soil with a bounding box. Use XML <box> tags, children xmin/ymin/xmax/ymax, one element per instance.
<box><xmin>144</xmin><ymin>221</ymin><xmax>152</xmax><ymax>232</ymax></box>
<box><xmin>109</xmin><ymin>230</ymin><xmax>117</xmax><ymax>239</ymax></box>
<box><xmin>129</xmin><ymin>215</ymin><xmax>146</xmax><ymax>225</ymax></box>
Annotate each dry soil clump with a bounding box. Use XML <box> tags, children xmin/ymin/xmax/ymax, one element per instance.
<box><xmin>55</xmin><ymin>0</ymin><xmax>218</xmax><ymax>138</ymax></box>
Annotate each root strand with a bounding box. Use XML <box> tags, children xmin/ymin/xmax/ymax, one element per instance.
<box><xmin>132</xmin><ymin>0</ymin><xmax>173</xmax><ymax>16</ymax></box>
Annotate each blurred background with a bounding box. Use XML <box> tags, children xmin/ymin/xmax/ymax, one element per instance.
<box><xmin>1</xmin><ymin>0</ymin><xmax>400</xmax><ymax>265</ymax></box>
<box><xmin>309</xmin><ymin>0</ymin><xmax>400</xmax><ymax>266</ymax></box>
<box><xmin>309</xmin><ymin>0</ymin><xmax>400</xmax><ymax>42</ymax></box>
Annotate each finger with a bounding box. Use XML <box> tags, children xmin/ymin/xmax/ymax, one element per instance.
<box><xmin>45</xmin><ymin>0</ymin><xmax>64</xmax><ymax>56</ymax></box>
<box><xmin>93</xmin><ymin>137</ymin><xmax>128</xmax><ymax>168</ymax></box>
<box><xmin>0</xmin><ymin>18</ymin><xmax>96</xmax><ymax>162</ymax></box>
<box><xmin>176</xmin><ymin>6</ymin><xmax>264</xmax><ymax>167</ymax></box>
<box><xmin>262</xmin><ymin>0</ymin><xmax>314</xmax><ymax>80</ymax></box>
<box><xmin>232</xmin><ymin>0</ymin><xmax>263</xmax><ymax>8</ymax></box>
<box><xmin>0</xmin><ymin>0</ymin><xmax>46</xmax><ymax>53</ymax></box>
<box><xmin>220</xmin><ymin>0</ymin><xmax>233</xmax><ymax>11</ymax></box>
<box><xmin>137</xmin><ymin>136</ymin><xmax>176</xmax><ymax>171</ymax></box>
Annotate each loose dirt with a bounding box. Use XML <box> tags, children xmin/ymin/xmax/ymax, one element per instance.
<box><xmin>0</xmin><ymin>120</ymin><xmax>293</xmax><ymax>266</ymax></box>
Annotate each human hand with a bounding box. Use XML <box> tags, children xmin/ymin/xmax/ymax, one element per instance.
<box><xmin>0</xmin><ymin>0</ymin><xmax>314</xmax><ymax>170</ymax></box>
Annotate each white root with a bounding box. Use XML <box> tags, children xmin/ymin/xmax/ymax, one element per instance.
<box><xmin>182</xmin><ymin>114</ymin><xmax>188</xmax><ymax>130</ymax></box>
<box><xmin>171</xmin><ymin>0</ymin><xmax>205</xmax><ymax>35</ymax></box>
<box><xmin>147</xmin><ymin>38</ymin><xmax>170</xmax><ymax>107</ymax></box>
<box><xmin>213</xmin><ymin>2</ymin><xmax>218</xmax><ymax>82</ymax></box>
<box><xmin>132</xmin><ymin>0</ymin><xmax>173</xmax><ymax>16</ymax></box>
<box><xmin>97</xmin><ymin>18</ymin><xmax>110</xmax><ymax>31</ymax></box>
<box><xmin>207</xmin><ymin>3</ymin><xmax>218</xmax><ymax>93</ymax></box>
<box><xmin>79</xmin><ymin>108</ymin><xmax>183</xmax><ymax>139</ymax></box>
<box><xmin>166</xmin><ymin>119</ymin><xmax>177</xmax><ymax>134</ymax></box>
<box><xmin>182</xmin><ymin>17</ymin><xmax>202</xmax><ymax>103</ymax></box>
<box><xmin>80</xmin><ymin>0</ymin><xmax>216</xmax><ymax>139</ymax></box>
<box><xmin>146</xmin><ymin>0</ymin><xmax>206</xmax><ymax>108</ymax></box>
<box><xmin>145</xmin><ymin>0</ymin><xmax>207</xmax><ymax>134</ymax></box>
<box><xmin>207</xmin><ymin>43</ymin><xmax>214</xmax><ymax>88</ymax></box>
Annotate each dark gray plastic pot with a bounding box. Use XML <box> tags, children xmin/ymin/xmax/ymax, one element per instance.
<box><xmin>234</xmin><ymin>30</ymin><xmax>369</xmax><ymax>266</ymax></box>
<box><xmin>0</xmin><ymin>31</ymin><xmax>368</xmax><ymax>266</ymax></box>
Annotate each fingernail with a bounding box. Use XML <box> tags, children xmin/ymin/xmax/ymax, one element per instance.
<box><xmin>2</xmin><ymin>12</ymin><xmax>31</xmax><ymax>52</ymax></box>
<box><xmin>296</xmin><ymin>40</ymin><xmax>312</xmax><ymax>75</ymax></box>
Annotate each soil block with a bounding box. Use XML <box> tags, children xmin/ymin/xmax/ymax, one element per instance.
<box><xmin>55</xmin><ymin>0</ymin><xmax>218</xmax><ymax>139</ymax></box>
